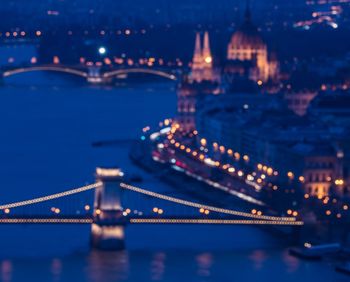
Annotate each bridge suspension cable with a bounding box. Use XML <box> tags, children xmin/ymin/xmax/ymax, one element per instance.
<box><xmin>120</xmin><ymin>183</ymin><xmax>297</xmax><ymax>222</ymax></box>
<box><xmin>0</xmin><ymin>218</ymin><xmax>93</xmax><ymax>224</ymax></box>
<box><xmin>0</xmin><ymin>182</ymin><xmax>101</xmax><ymax>210</ymax></box>
<box><xmin>130</xmin><ymin>218</ymin><xmax>303</xmax><ymax>226</ymax></box>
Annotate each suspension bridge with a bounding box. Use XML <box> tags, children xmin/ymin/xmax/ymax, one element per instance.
<box><xmin>0</xmin><ymin>167</ymin><xmax>303</xmax><ymax>249</ymax></box>
<box><xmin>0</xmin><ymin>65</ymin><xmax>179</xmax><ymax>84</ymax></box>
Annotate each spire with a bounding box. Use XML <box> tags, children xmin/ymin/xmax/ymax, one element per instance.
<box><xmin>244</xmin><ymin>0</ymin><xmax>251</xmax><ymax>23</ymax></box>
<box><xmin>202</xmin><ymin>31</ymin><xmax>212</xmax><ymax>66</ymax></box>
<box><xmin>191</xmin><ymin>32</ymin><xmax>203</xmax><ymax>82</ymax></box>
<box><xmin>192</xmin><ymin>32</ymin><xmax>202</xmax><ymax>65</ymax></box>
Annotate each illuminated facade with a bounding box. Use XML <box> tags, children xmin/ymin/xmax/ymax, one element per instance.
<box><xmin>190</xmin><ymin>31</ymin><xmax>217</xmax><ymax>83</ymax></box>
<box><xmin>177</xmin><ymin>32</ymin><xmax>220</xmax><ymax>132</ymax></box>
<box><xmin>176</xmin><ymin>82</ymin><xmax>198</xmax><ymax>132</ymax></box>
<box><xmin>285</xmin><ymin>90</ymin><xmax>318</xmax><ymax>116</ymax></box>
<box><xmin>226</xmin><ymin>6</ymin><xmax>279</xmax><ymax>83</ymax></box>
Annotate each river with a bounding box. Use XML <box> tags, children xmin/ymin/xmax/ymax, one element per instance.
<box><xmin>0</xmin><ymin>72</ymin><xmax>346</xmax><ymax>281</ymax></box>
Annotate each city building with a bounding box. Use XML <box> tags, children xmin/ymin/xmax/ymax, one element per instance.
<box><xmin>285</xmin><ymin>90</ymin><xmax>318</xmax><ymax>116</ymax></box>
<box><xmin>177</xmin><ymin>31</ymin><xmax>220</xmax><ymax>132</ymax></box>
<box><xmin>225</xmin><ymin>5</ymin><xmax>279</xmax><ymax>83</ymax></box>
<box><xmin>189</xmin><ymin>32</ymin><xmax>219</xmax><ymax>83</ymax></box>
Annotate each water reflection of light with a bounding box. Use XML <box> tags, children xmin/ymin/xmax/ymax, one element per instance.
<box><xmin>87</xmin><ymin>250</ymin><xmax>129</xmax><ymax>281</ymax></box>
<box><xmin>51</xmin><ymin>258</ymin><xmax>62</xmax><ymax>282</ymax></box>
<box><xmin>249</xmin><ymin>250</ymin><xmax>268</xmax><ymax>270</ymax></box>
<box><xmin>1</xmin><ymin>260</ymin><xmax>12</xmax><ymax>282</ymax></box>
<box><xmin>282</xmin><ymin>249</ymin><xmax>300</xmax><ymax>273</ymax></box>
<box><xmin>196</xmin><ymin>252</ymin><xmax>213</xmax><ymax>277</ymax></box>
<box><xmin>151</xmin><ymin>252</ymin><xmax>166</xmax><ymax>281</ymax></box>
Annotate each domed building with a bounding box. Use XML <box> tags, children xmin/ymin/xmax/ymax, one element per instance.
<box><xmin>226</xmin><ymin>6</ymin><xmax>278</xmax><ymax>83</ymax></box>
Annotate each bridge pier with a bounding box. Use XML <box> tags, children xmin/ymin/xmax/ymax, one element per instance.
<box><xmin>86</xmin><ymin>67</ymin><xmax>109</xmax><ymax>84</ymax></box>
<box><xmin>91</xmin><ymin>167</ymin><xmax>126</xmax><ymax>250</ymax></box>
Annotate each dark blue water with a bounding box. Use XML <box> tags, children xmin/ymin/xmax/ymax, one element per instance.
<box><xmin>0</xmin><ymin>73</ymin><xmax>346</xmax><ymax>281</ymax></box>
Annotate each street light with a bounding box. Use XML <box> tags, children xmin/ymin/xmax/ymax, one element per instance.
<box><xmin>98</xmin><ymin>46</ymin><xmax>107</xmax><ymax>55</ymax></box>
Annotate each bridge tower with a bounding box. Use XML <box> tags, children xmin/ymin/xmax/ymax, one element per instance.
<box><xmin>87</xmin><ymin>66</ymin><xmax>104</xmax><ymax>84</ymax></box>
<box><xmin>91</xmin><ymin>167</ymin><xmax>125</xmax><ymax>250</ymax></box>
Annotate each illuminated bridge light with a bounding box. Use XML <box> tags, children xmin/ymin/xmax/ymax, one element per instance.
<box><xmin>129</xmin><ymin>219</ymin><xmax>304</xmax><ymax>226</ymax></box>
<box><xmin>102</xmin><ymin>68</ymin><xmax>177</xmax><ymax>81</ymax></box>
<box><xmin>120</xmin><ymin>183</ymin><xmax>297</xmax><ymax>222</ymax></box>
<box><xmin>0</xmin><ymin>218</ymin><xmax>93</xmax><ymax>224</ymax></box>
<box><xmin>3</xmin><ymin>66</ymin><xmax>89</xmax><ymax>78</ymax></box>
<box><xmin>0</xmin><ymin>182</ymin><xmax>102</xmax><ymax>210</ymax></box>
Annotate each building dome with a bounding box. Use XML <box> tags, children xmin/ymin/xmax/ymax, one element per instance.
<box><xmin>225</xmin><ymin>5</ymin><xmax>277</xmax><ymax>83</ymax></box>
<box><xmin>228</xmin><ymin>8</ymin><xmax>265</xmax><ymax>52</ymax></box>
<box><xmin>229</xmin><ymin>20</ymin><xmax>265</xmax><ymax>50</ymax></box>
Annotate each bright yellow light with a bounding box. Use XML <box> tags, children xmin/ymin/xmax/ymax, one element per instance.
<box><xmin>153</xmin><ymin>207</ymin><xmax>159</xmax><ymax>213</ymax></box>
<box><xmin>158</xmin><ymin>209</ymin><xmax>163</xmax><ymax>215</ymax></box>
<box><xmin>228</xmin><ymin>167</ymin><xmax>235</xmax><ymax>173</ymax></box>
<box><xmin>205</xmin><ymin>56</ymin><xmax>212</xmax><ymax>64</ymax></box>
<box><xmin>4</xmin><ymin>208</ymin><xmax>10</xmax><ymax>214</ymax></box>
<box><xmin>84</xmin><ymin>205</ymin><xmax>90</xmax><ymax>211</ymax></box>
<box><xmin>335</xmin><ymin>179</ymin><xmax>344</xmax><ymax>186</ymax></box>
<box><xmin>95</xmin><ymin>209</ymin><xmax>101</xmax><ymax>215</ymax></box>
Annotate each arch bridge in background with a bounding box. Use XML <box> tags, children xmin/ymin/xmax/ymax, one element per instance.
<box><xmin>2</xmin><ymin>66</ymin><xmax>88</xmax><ymax>78</ymax></box>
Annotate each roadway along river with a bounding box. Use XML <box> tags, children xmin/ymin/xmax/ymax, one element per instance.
<box><xmin>0</xmin><ymin>72</ymin><xmax>345</xmax><ymax>282</ymax></box>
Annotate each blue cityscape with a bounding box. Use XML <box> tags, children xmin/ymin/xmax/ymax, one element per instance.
<box><xmin>1</xmin><ymin>0</ymin><xmax>350</xmax><ymax>281</ymax></box>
